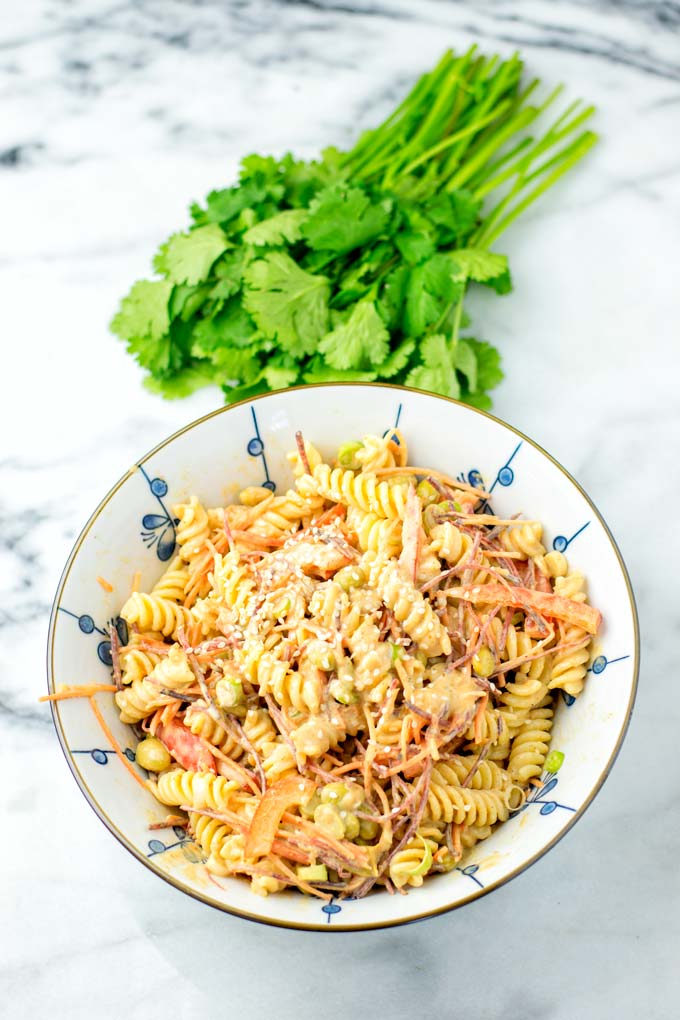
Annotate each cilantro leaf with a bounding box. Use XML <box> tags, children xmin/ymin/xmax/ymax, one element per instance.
<box><xmin>318</xmin><ymin>300</ymin><xmax>389</xmax><ymax>370</ymax></box>
<box><xmin>111</xmin><ymin>279</ymin><xmax>173</xmax><ymax>342</ymax></box>
<box><xmin>377</xmin><ymin>265</ymin><xmax>409</xmax><ymax>329</ymax></box>
<box><xmin>243</xmin><ymin>252</ymin><xmax>330</xmax><ymax>357</ymax></box>
<box><xmin>394</xmin><ymin>231</ymin><xmax>436</xmax><ymax>265</ymax></box>
<box><xmin>191</xmin><ymin>299</ymin><xmax>258</xmax><ymax>358</ymax></box>
<box><xmin>222</xmin><ymin>378</ymin><xmax>270</xmax><ymax>404</ymax></box>
<box><xmin>153</xmin><ymin>225</ymin><xmax>231</xmax><ymax>285</ymax></box>
<box><xmin>454</xmin><ymin>338</ymin><xmax>478</xmax><ymax>393</ymax></box>
<box><xmin>302</xmin><ymin>184</ymin><xmax>391</xmax><ymax>254</ymax></box>
<box><xmin>208</xmin><ymin>345</ymin><xmax>263</xmax><ymax>385</ymax></box>
<box><xmin>403</xmin><ymin>255</ymin><xmax>464</xmax><ymax>336</ymax></box>
<box><xmin>464</xmin><ymin>338</ymin><xmax>504</xmax><ymax>392</ymax></box>
<box><xmin>243</xmin><ymin>209</ymin><xmax>307</xmax><ymax>247</ymax></box>
<box><xmin>302</xmin><ymin>359</ymin><xmax>378</xmax><ymax>383</ymax></box>
<box><xmin>374</xmin><ymin>339</ymin><xmax>415</xmax><ymax>378</ymax></box>
<box><xmin>424</xmin><ymin>190</ymin><xmax>481</xmax><ymax>241</ymax></box>
<box><xmin>451</xmin><ymin>248</ymin><xmax>508</xmax><ymax>283</ymax></box>
<box><xmin>405</xmin><ymin>334</ymin><xmax>460</xmax><ymax>399</ymax></box>
<box><xmin>144</xmin><ymin>364</ymin><xmax>216</xmax><ymax>399</ymax></box>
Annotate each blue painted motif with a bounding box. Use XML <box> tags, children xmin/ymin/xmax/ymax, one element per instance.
<box><xmin>552</xmin><ymin>521</ymin><xmax>590</xmax><ymax>553</ymax></box>
<box><xmin>589</xmin><ymin>653</ymin><xmax>629</xmax><ymax>675</ymax></box>
<box><xmin>247</xmin><ymin>406</ymin><xmax>276</xmax><ymax>491</ymax></box>
<box><xmin>138</xmin><ymin>465</ymin><xmax>178</xmax><ymax>561</ymax></box>
<box><xmin>489</xmin><ymin>441</ymin><xmax>522</xmax><ymax>494</ymax></box>
<box><xmin>146</xmin><ymin>825</ymin><xmax>203</xmax><ymax>863</ymax></box>
<box><xmin>72</xmin><ymin>747</ymin><xmax>136</xmax><ymax>764</ymax></box>
<box><xmin>457</xmin><ymin>442</ymin><xmax>522</xmax><ymax>512</ymax></box>
<box><xmin>455</xmin><ymin>863</ymin><xmax>484</xmax><ymax>889</ymax></box>
<box><xmin>512</xmin><ymin>772</ymin><xmax>576</xmax><ymax>818</ymax></box>
<box><xmin>321</xmin><ymin>898</ymin><xmax>342</xmax><ymax>923</ymax></box>
<box><xmin>58</xmin><ymin>609</ymin><xmax>128</xmax><ymax>666</ymax></box>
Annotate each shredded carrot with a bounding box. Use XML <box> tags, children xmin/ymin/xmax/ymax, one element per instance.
<box><xmin>88</xmin><ymin>695</ymin><xmax>148</xmax><ymax>790</ymax></box>
<box><xmin>529</xmin><ymin>778</ymin><xmax>545</xmax><ymax>788</ymax></box>
<box><xmin>130</xmin><ymin>570</ymin><xmax>141</xmax><ymax>594</ymax></box>
<box><xmin>39</xmin><ymin>683</ymin><xmax>118</xmax><ymax>702</ymax></box>
<box><xmin>373</xmin><ymin>465</ymin><xmax>491</xmax><ymax>498</ymax></box>
<box><xmin>96</xmin><ymin>575</ymin><xmax>114</xmax><ymax>593</ymax></box>
<box><xmin>473</xmin><ymin>693</ymin><xmax>489</xmax><ymax>745</ymax></box>
<box><xmin>452</xmin><ymin>823</ymin><xmax>464</xmax><ymax>858</ymax></box>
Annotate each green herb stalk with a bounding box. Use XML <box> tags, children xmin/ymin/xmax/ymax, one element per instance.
<box><xmin>112</xmin><ymin>46</ymin><xmax>596</xmax><ymax>408</ymax></box>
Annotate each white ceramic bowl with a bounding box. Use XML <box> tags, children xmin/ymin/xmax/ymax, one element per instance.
<box><xmin>47</xmin><ymin>384</ymin><xmax>638</xmax><ymax>930</ymax></box>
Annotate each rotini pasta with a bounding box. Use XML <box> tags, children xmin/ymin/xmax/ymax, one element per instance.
<box><xmin>97</xmin><ymin>428</ymin><xmax>602</xmax><ymax>901</ymax></box>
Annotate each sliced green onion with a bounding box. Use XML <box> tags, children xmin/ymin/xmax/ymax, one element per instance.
<box><xmin>545</xmin><ymin>750</ymin><xmax>565</xmax><ymax>774</ymax></box>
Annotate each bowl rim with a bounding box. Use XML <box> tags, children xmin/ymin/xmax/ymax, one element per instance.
<box><xmin>46</xmin><ymin>382</ymin><xmax>640</xmax><ymax>932</ymax></box>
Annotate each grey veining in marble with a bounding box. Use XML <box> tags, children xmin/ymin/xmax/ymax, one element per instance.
<box><xmin>1</xmin><ymin>2</ymin><xmax>679</xmax><ymax>1018</ymax></box>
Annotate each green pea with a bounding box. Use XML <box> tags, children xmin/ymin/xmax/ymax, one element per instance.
<box><xmin>321</xmin><ymin>782</ymin><xmax>363</xmax><ymax>811</ymax></box>
<box><xmin>297</xmin><ymin>863</ymin><xmax>328</xmax><ymax>882</ymax></box>
<box><xmin>472</xmin><ymin>645</ymin><xmax>495</xmax><ymax>678</ymax></box>
<box><xmin>337</xmin><ymin>441</ymin><xmax>363</xmax><ymax>470</ymax></box>
<box><xmin>545</xmin><ymin>750</ymin><xmax>565</xmax><ymax>774</ymax></box>
<box><xmin>358</xmin><ymin>817</ymin><xmax>380</xmax><ymax>841</ymax></box>
<box><xmin>416</xmin><ymin>479</ymin><xmax>439</xmax><ymax>506</ymax></box>
<box><xmin>334</xmin><ymin>565</ymin><xmax>366</xmax><ymax>591</ymax></box>
<box><xmin>306</xmin><ymin>640</ymin><xmax>336</xmax><ymax>672</ymax></box>
<box><xmin>135</xmin><ymin>737</ymin><xmax>171</xmax><ymax>773</ymax></box>
<box><xmin>342</xmin><ymin>812</ymin><xmax>360</xmax><ymax>840</ymax></box>
<box><xmin>329</xmin><ymin>676</ymin><xmax>358</xmax><ymax>705</ymax></box>
<box><xmin>313</xmin><ymin>803</ymin><xmax>345</xmax><ymax>840</ymax></box>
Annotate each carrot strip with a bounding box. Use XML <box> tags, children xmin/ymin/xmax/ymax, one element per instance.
<box><xmin>88</xmin><ymin>695</ymin><xmax>148</xmax><ymax>791</ymax></box>
<box><xmin>96</xmin><ymin>575</ymin><xmax>114</xmax><ymax>592</ymax></box>
<box><xmin>40</xmin><ymin>683</ymin><xmax>118</xmax><ymax>702</ymax></box>
<box><xmin>245</xmin><ymin>775</ymin><xmax>316</xmax><ymax>859</ymax></box>
<box><xmin>446</xmin><ymin>583</ymin><xmax>602</xmax><ymax>635</ymax></box>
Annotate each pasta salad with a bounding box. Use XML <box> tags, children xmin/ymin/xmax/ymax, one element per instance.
<box><xmin>50</xmin><ymin>430</ymin><xmax>602</xmax><ymax>900</ymax></box>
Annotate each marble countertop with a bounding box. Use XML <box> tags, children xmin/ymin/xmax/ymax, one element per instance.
<box><xmin>2</xmin><ymin>1</ymin><xmax>678</xmax><ymax>1017</ymax></box>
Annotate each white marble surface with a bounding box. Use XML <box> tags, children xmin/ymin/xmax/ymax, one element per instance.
<box><xmin>1</xmin><ymin>1</ymin><xmax>679</xmax><ymax>1017</ymax></box>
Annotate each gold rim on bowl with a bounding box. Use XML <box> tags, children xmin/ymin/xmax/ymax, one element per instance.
<box><xmin>46</xmin><ymin>383</ymin><xmax>640</xmax><ymax>931</ymax></box>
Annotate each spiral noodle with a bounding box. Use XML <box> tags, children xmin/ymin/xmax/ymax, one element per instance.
<box><xmin>428</xmin><ymin>522</ymin><xmax>472</xmax><ymax>566</ymax></box>
<box><xmin>174</xmin><ymin>496</ymin><xmax>210</xmax><ymax>561</ymax></box>
<box><xmin>250</xmin><ymin>489</ymin><xmax>324</xmax><ymax>539</ymax></box>
<box><xmin>364</xmin><ymin>553</ymin><xmax>451</xmax><ymax>657</ymax></box>
<box><xmin>500</xmin><ymin>521</ymin><xmax>546</xmax><ymax>559</ymax></box>
<box><xmin>425</xmin><ymin>774</ymin><xmax>517</xmax><ymax>826</ymax></box>
<box><xmin>115</xmin><ymin>646</ymin><xmax>195</xmax><ymax>724</ymax></box>
<box><xmin>242</xmin><ymin>708</ymin><xmax>278</xmax><ymax>753</ymax></box>
<box><xmin>155</xmin><ymin>769</ymin><xmax>240</xmax><ymax>810</ymax></box>
<box><xmin>508</xmin><ymin>698</ymin><xmax>554</xmax><ymax>783</ymax></box>
<box><xmin>499</xmin><ymin>674</ymin><xmax>549</xmax><ymax>738</ymax></box>
<box><xmin>346</xmin><ymin>506</ymin><xmax>402</xmax><ymax>558</ymax></box>
<box><xmin>185</xmin><ymin>706</ymin><xmax>246</xmax><ymax>760</ymax></box>
<box><xmin>151</xmin><ymin>556</ymin><xmax>190</xmax><ymax>602</ymax></box>
<box><xmin>547</xmin><ymin>571</ymin><xmax>589</xmax><ymax>698</ymax></box>
<box><xmin>355</xmin><ymin>430</ymin><xmax>407</xmax><ymax>473</ymax></box>
<box><xmin>119</xmin><ymin>631</ymin><xmax>165</xmax><ymax>685</ymax></box>
<box><xmin>389</xmin><ymin>835</ymin><xmax>438</xmax><ymax>889</ymax></box>
<box><xmin>298</xmin><ymin>464</ymin><xmax>407</xmax><ymax>520</ymax></box>
<box><xmin>120</xmin><ymin>592</ymin><xmax>193</xmax><ymax>639</ymax></box>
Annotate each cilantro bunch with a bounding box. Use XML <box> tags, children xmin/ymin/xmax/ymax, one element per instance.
<box><xmin>112</xmin><ymin>47</ymin><xmax>596</xmax><ymax>409</ymax></box>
